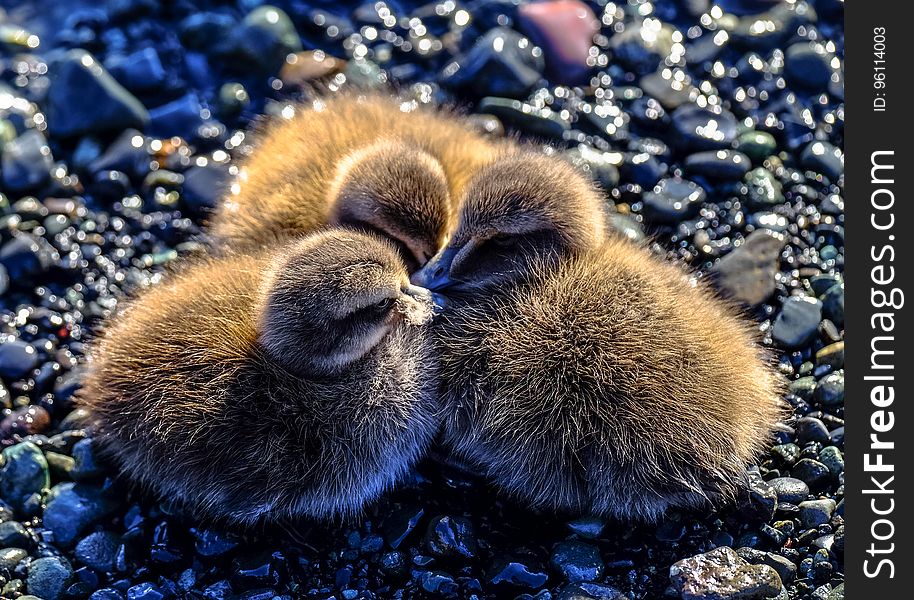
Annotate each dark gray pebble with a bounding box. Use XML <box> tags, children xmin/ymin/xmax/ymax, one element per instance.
<box><xmin>27</xmin><ymin>556</ymin><xmax>73</xmax><ymax>600</ymax></box>
<box><xmin>711</xmin><ymin>229</ymin><xmax>785</xmax><ymax>306</ymax></box>
<box><xmin>768</xmin><ymin>477</ymin><xmax>809</xmax><ymax>505</ymax></box>
<box><xmin>771</xmin><ymin>296</ymin><xmax>823</xmax><ymax>349</ymax></box>
<box><xmin>550</xmin><ymin>541</ymin><xmax>604</xmax><ymax>583</ymax></box>
<box><xmin>798</xmin><ymin>499</ymin><xmax>836</xmax><ymax>528</ymax></box>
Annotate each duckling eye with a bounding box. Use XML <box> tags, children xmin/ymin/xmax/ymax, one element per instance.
<box><xmin>374</xmin><ymin>297</ymin><xmax>394</xmax><ymax>312</ymax></box>
<box><xmin>490</xmin><ymin>233</ymin><xmax>515</xmax><ymax>248</ymax></box>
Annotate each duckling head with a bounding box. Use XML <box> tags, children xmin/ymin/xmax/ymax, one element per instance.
<box><xmin>258</xmin><ymin>230</ymin><xmax>439</xmax><ymax>376</ymax></box>
<box><xmin>411</xmin><ymin>152</ymin><xmax>607</xmax><ymax>293</ymax></box>
<box><xmin>329</xmin><ymin>141</ymin><xmax>453</xmax><ymax>272</ymax></box>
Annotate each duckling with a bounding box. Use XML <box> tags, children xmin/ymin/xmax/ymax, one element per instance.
<box><xmin>78</xmin><ymin>230</ymin><xmax>441</xmax><ymax>524</ymax></box>
<box><xmin>411</xmin><ymin>157</ymin><xmax>785</xmax><ymax>521</ymax></box>
<box><xmin>210</xmin><ymin>93</ymin><xmax>508</xmax><ymax>268</ymax></box>
<box><xmin>411</xmin><ymin>151</ymin><xmax>609</xmax><ymax>292</ymax></box>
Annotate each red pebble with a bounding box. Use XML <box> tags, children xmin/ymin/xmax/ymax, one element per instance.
<box><xmin>517</xmin><ymin>0</ymin><xmax>600</xmax><ymax>85</ymax></box>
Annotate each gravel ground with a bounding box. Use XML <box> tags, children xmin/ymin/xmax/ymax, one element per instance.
<box><xmin>0</xmin><ymin>1</ymin><xmax>844</xmax><ymax>599</ymax></box>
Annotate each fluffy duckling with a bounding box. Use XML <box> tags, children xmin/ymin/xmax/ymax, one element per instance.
<box><xmin>412</xmin><ymin>158</ymin><xmax>785</xmax><ymax>521</ymax></box>
<box><xmin>78</xmin><ymin>230</ymin><xmax>441</xmax><ymax>524</ymax></box>
<box><xmin>210</xmin><ymin>94</ymin><xmax>508</xmax><ymax>268</ymax></box>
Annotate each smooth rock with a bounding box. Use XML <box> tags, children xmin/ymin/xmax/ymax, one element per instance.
<box><xmin>181</xmin><ymin>163</ymin><xmax>232</xmax><ymax>214</ymax></box>
<box><xmin>0</xmin><ymin>341</ymin><xmax>39</xmax><ymax>381</ymax></box>
<box><xmin>516</xmin><ymin>0</ymin><xmax>599</xmax><ymax>84</ymax></box>
<box><xmin>0</xmin><ymin>443</ymin><xmax>49</xmax><ymax>512</ymax></box>
<box><xmin>441</xmin><ymin>28</ymin><xmax>544</xmax><ymax>98</ymax></box>
<box><xmin>0</xmin><ymin>233</ymin><xmax>56</xmax><ymax>281</ymax></box>
<box><xmin>230</xmin><ymin>6</ymin><xmax>302</xmax><ymax>74</ymax></box>
<box><xmin>424</xmin><ymin>516</ymin><xmax>477</xmax><ymax>559</ymax></box>
<box><xmin>671</xmin><ymin>105</ymin><xmax>738</xmax><ymax>150</ymax></box>
<box><xmin>771</xmin><ymin>296</ymin><xmax>822</xmax><ymax>349</ymax></box>
<box><xmin>792</xmin><ymin>459</ymin><xmax>831</xmax><ymax>489</ymax></box>
<box><xmin>744</xmin><ymin>167</ymin><xmax>784</xmax><ymax>206</ymax></box>
<box><xmin>42</xmin><ymin>483</ymin><xmax>119</xmax><ymax>547</ymax></box>
<box><xmin>642</xmin><ymin>177</ymin><xmax>705</xmax><ymax>224</ymax></box>
<box><xmin>477</xmin><ymin>97</ymin><xmax>569</xmax><ymax>139</ymax></box>
<box><xmin>46</xmin><ymin>50</ymin><xmax>149</xmax><ymax>138</ymax></box>
<box><xmin>712</xmin><ymin>229</ymin><xmax>785</xmax><ymax>306</ymax></box>
<box><xmin>814</xmin><ymin>370</ymin><xmax>844</xmax><ymax>406</ymax></box>
<box><xmin>670</xmin><ymin>547</ymin><xmax>782</xmax><ymax>600</ymax></box>
<box><xmin>2</xmin><ymin>129</ymin><xmax>54</xmax><ymax>192</ymax></box>
<box><xmin>768</xmin><ymin>477</ymin><xmax>809</xmax><ymax>505</ymax></box>
<box><xmin>551</xmin><ymin>541</ymin><xmax>604</xmax><ymax>583</ymax></box>
<box><xmin>685</xmin><ymin>150</ymin><xmax>751</xmax><ymax>180</ymax></box>
<box><xmin>27</xmin><ymin>556</ymin><xmax>73</xmax><ymax>600</ymax></box>
<box><xmin>798</xmin><ymin>499</ymin><xmax>836</xmax><ymax>528</ymax></box>
<box><xmin>488</xmin><ymin>556</ymin><xmax>549</xmax><ymax>590</ymax></box>
<box><xmin>801</xmin><ymin>142</ymin><xmax>843</xmax><ymax>182</ymax></box>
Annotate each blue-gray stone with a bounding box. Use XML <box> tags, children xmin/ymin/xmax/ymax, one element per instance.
<box><xmin>46</xmin><ymin>50</ymin><xmax>150</xmax><ymax>138</ymax></box>
<box><xmin>0</xmin><ymin>443</ymin><xmax>49</xmax><ymax>512</ymax></box>
<box><xmin>799</xmin><ymin>499</ymin><xmax>836</xmax><ymax>528</ymax></box>
<box><xmin>768</xmin><ymin>477</ymin><xmax>809</xmax><ymax>504</ymax></box>
<box><xmin>642</xmin><ymin>177</ymin><xmax>705</xmax><ymax>224</ymax></box>
<box><xmin>712</xmin><ymin>229</ymin><xmax>785</xmax><ymax>306</ymax></box>
<box><xmin>441</xmin><ymin>28</ymin><xmax>544</xmax><ymax>99</ymax></box>
<box><xmin>685</xmin><ymin>150</ymin><xmax>751</xmax><ymax>180</ymax></box>
<box><xmin>2</xmin><ymin>129</ymin><xmax>54</xmax><ymax>192</ymax></box>
<box><xmin>42</xmin><ymin>483</ymin><xmax>119</xmax><ymax>547</ymax></box>
<box><xmin>772</xmin><ymin>296</ymin><xmax>822</xmax><ymax>349</ymax></box>
<box><xmin>551</xmin><ymin>541</ymin><xmax>604</xmax><ymax>583</ymax></box>
<box><xmin>0</xmin><ymin>340</ymin><xmax>40</xmax><ymax>380</ymax></box>
<box><xmin>27</xmin><ymin>556</ymin><xmax>73</xmax><ymax>600</ymax></box>
<box><xmin>672</xmin><ymin>105</ymin><xmax>738</xmax><ymax>150</ymax></box>
<box><xmin>75</xmin><ymin>531</ymin><xmax>121</xmax><ymax>572</ymax></box>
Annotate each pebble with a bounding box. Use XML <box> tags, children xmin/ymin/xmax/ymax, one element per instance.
<box><xmin>671</xmin><ymin>105</ymin><xmax>738</xmax><ymax>150</ymax></box>
<box><xmin>0</xmin><ymin>341</ymin><xmax>40</xmax><ymax>381</ymax></box>
<box><xmin>0</xmin><ymin>233</ymin><xmax>56</xmax><ymax>281</ymax></box>
<box><xmin>441</xmin><ymin>28</ymin><xmax>544</xmax><ymax>98</ymax></box>
<box><xmin>550</xmin><ymin>541</ymin><xmax>604</xmax><ymax>583</ymax></box>
<box><xmin>0</xmin><ymin>443</ymin><xmax>49</xmax><ymax>512</ymax></box>
<box><xmin>684</xmin><ymin>150</ymin><xmax>751</xmax><ymax>180</ymax></box>
<box><xmin>821</xmin><ymin>284</ymin><xmax>844</xmax><ymax>327</ymax></box>
<box><xmin>180</xmin><ymin>163</ymin><xmax>232</xmax><ymax>215</ymax></box>
<box><xmin>767</xmin><ymin>478</ymin><xmax>810</xmax><ymax>505</ymax></box>
<box><xmin>818</xmin><ymin>446</ymin><xmax>844</xmax><ymax>477</ymax></box>
<box><xmin>670</xmin><ymin>547</ymin><xmax>782</xmax><ymax>600</ymax></box>
<box><xmin>736</xmin><ymin>131</ymin><xmax>777</xmax><ymax>163</ymax></box>
<box><xmin>0</xmin><ymin>521</ymin><xmax>30</xmax><ymax>548</ymax></box>
<box><xmin>0</xmin><ymin>546</ymin><xmax>28</xmax><ymax>571</ymax></box>
<box><xmin>814</xmin><ymin>370</ymin><xmax>844</xmax><ymax>406</ymax></box>
<box><xmin>816</xmin><ymin>342</ymin><xmax>844</xmax><ymax>370</ymax></box>
<box><xmin>799</xmin><ymin>499</ymin><xmax>836</xmax><ymax>528</ymax></box>
<box><xmin>794</xmin><ymin>417</ymin><xmax>830</xmax><ymax>444</ymax></box>
<box><xmin>711</xmin><ymin>229</ymin><xmax>785</xmax><ymax>306</ymax></box>
<box><xmin>488</xmin><ymin>556</ymin><xmax>549</xmax><ymax>590</ymax></box>
<box><xmin>46</xmin><ymin>50</ymin><xmax>150</xmax><ymax>138</ymax></box>
<box><xmin>477</xmin><ymin>97</ymin><xmax>569</xmax><ymax>139</ymax></box>
<box><xmin>792</xmin><ymin>459</ymin><xmax>832</xmax><ymax>489</ymax></box>
<box><xmin>280</xmin><ymin>52</ymin><xmax>343</xmax><ymax>89</ymax></box>
<box><xmin>2</xmin><ymin>129</ymin><xmax>54</xmax><ymax>192</ymax></box>
<box><xmin>27</xmin><ymin>556</ymin><xmax>73</xmax><ymax>600</ymax></box>
<box><xmin>736</xmin><ymin>548</ymin><xmax>798</xmax><ymax>586</ymax></box>
<box><xmin>42</xmin><ymin>483</ymin><xmax>119</xmax><ymax>547</ymax></box>
<box><xmin>801</xmin><ymin>142</ymin><xmax>843</xmax><ymax>182</ymax></box>
<box><xmin>230</xmin><ymin>6</ymin><xmax>302</xmax><ymax>74</ymax></box>
<box><xmin>424</xmin><ymin>515</ymin><xmax>477</xmax><ymax>559</ymax></box>
<box><xmin>785</xmin><ymin>42</ymin><xmax>837</xmax><ymax>93</ymax></box>
<box><xmin>74</xmin><ymin>531</ymin><xmax>121</xmax><ymax>573</ymax></box>
<box><xmin>516</xmin><ymin>0</ymin><xmax>599</xmax><ymax>84</ymax></box>
<box><xmin>641</xmin><ymin>177</ymin><xmax>705</xmax><ymax>223</ymax></box>
<box><xmin>771</xmin><ymin>296</ymin><xmax>823</xmax><ymax>349</ymax></box>
<box><xmin>744</xmin><ymin>167</ymin><xmax>784</xmax><ymax>207</ymax></box>
<box><xmin>555</xmin><ymin>582</ymin><xmax>628</xmax><ymax>599</ymax></box>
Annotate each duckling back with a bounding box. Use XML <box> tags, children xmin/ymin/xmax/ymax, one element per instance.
<box><xmin>437</xmin><ymin>236</ymin><xmax>785</xmax><ymax>521</ymax></box>
<box><xmin>78</xmin><ymin>244</ymin><xmax>438</xmax><ymax>524</ymax></box>
<box><xmin>210</xmin><ymin>93</ymin><xmax>506</xmax><ymax>250</ymax></box>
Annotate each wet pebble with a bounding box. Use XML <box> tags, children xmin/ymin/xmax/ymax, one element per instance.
<box><xmin>516</xmin><ymin>0</ymin><xmax>599</xmax><ymax>84</ymax></box>
<box><xmin>768</xmin><ymin>478</ymin><xmax>810</xmax><ymax>505</ymax></box>
<box><xmin>488</xmin><ymin>556</ymin><xmax>549</xmax><ymax>590</ymax></box>
<box><xmin>799</xmin><ymin>499</ymin><xmax>836</xmax><ymax>528</ymax></box>
<box><xmin>684</xmin><ymin>150</ymin><xmax>751</xmax><ymax>181</ymax></box>
<box><xmin>42</xmin><ymin>483</ymin><xmax>119</xmax><ymax>547</ymax></box>
<box><xmin>74</xmin><ymin>531</ymin><xmax>120</xmax><ymax>573</ymax></box>
<box><xmin>2</xmin><ymin>129</ymin><xmax>54</xmax><ymax>192</ymax></box>
<box><xmin>46</xmin><ymin>50</ymin><xmax>149</xmax><ymax>138</ymax></box>
<box><xmin>0</xmin><ymin>443</ymin><xmax>49</xmax><ymax>512</ymax></box>
<box><xmin>424</xmin><ymin>515</ymin><xmax>477</xmax><ymax>559</ymax></box>
<box><xmin>801</xmin><ymin>142</ymin><xmax>843</xmax><ymax>182</ymax></box>
<box><xmin>792</xmin><ymin>459</ymin><xmax>831</xmax><ymax>489</ymax></box>
<box><xmin>477</xmin><ymin>97</ymin><xmax>569</xmax><ymax>139</ymax></box>
<box><xmin>669</xmin><ymin>547</ymin><xmax>782</xmax><ymax>600</ymax></box>
<box><xmin>441</xmin><ymin>28</ymin><xmax>544</xmax><ymax>98</ymax></box>
<box><xmin>711</xmin><ymin>229</ymin><xmax>785</xmax><ymax>306</ymax></box>
<box><xmin>771</xmin><ymin>296</ymin><xmax>823</xmax><ymax>349</ymax></box>
<box><xmin>641</xmin><ymin>177</ymin><xmax>705</xmax><ymax>224</ymax></box>
<box><xmin>814</xmin><ymin>370</ymin><xmax>844</xmax><ymax>406</ymax></box>
<box><xmin>27</xmin><ymin>556</ymin><xmax>73</xmax><ymax>600</ymax></box>
<box><xmin>0</xmin><ymin>341</ymin><xmax>40</xmax><ymax>381</ymax></box>
<box><xmin>671</xmin><ymin>105</ymin><xmax>738</xmax><ymax>150</ymax></box>
<box><xmin>230</xmin><ymin>6</ymin><xmax>302</xmax><ymax>74</ymax></box>
<box><xmin>550</xmin><ymin>541</ymin><xmax>604</xmax><ymax>583</ymax></box>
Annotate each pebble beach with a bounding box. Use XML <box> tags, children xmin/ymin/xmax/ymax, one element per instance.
<box><xmin>0</xmin><ymin>1</ymin><xmax>844</xmax><ymax>599</ymax></box>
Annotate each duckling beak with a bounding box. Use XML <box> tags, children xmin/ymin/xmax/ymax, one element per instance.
<box><xmin>410</xmin><ymin>246</ymin><xmax>458</xmax><ymax>291</ymax></box>
<box><xmin>398</xmin><ymin>284</ymin><xmax>444</xmax><ymax>325</ymax></box>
